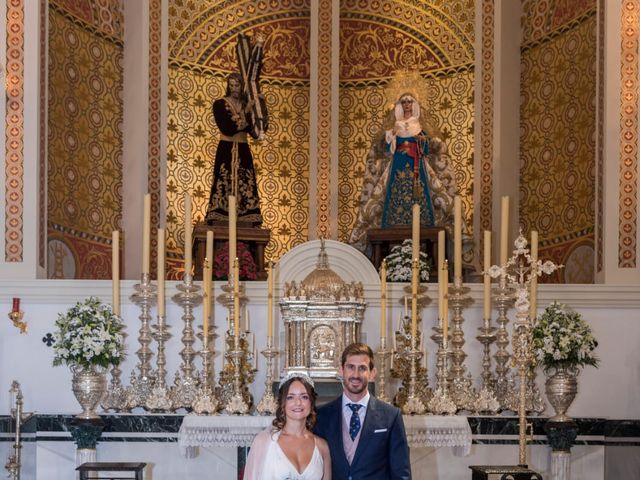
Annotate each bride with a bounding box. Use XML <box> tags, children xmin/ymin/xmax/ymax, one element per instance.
<box><xmin>244</xmin><ymin>372</ymin><xmax>331</xmax><ymax>479</ymax></box>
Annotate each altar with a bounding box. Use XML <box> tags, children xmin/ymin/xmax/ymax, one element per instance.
<box><xmin>177</xmin><ymin>414</ymin><xmax>473</xmax><ymax>456</ymax></box>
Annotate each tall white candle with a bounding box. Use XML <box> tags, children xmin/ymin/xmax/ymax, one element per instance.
<box><xmin>142</xmin><ymin>193</ymin><xmax>151</xmax><ymax>274</ymax></box>
<box><xmin>500</xmin><ymin>195</ymin><xmax>509</xmax><ymax>265</ymax></box>
<box><xmin>483</xmin><ymin>230</ymin><xmax>491</xmax><ymax>320</ymax></box>
<box><xmin>411</xmin><ymin>259</ymin><xmax>418</xmax><ymax>340</ymax></box>
<box><xmin>443</xmin><ymin>259</ymin><xmax>449</xmax><ymax>347</ymax></box>
<box><xmin>438</xmin><ymin>230</ymin><xmax>445</xmax><ymax>323</ymax></box>
<box><xmin>267</xmin><ymin>262</ymin><xmax>274</xmax><ymax>337</ymax></box>
<box><xmin>184</xmin><ymin>192</ymin><xmax>193</xmax><ymax>276</ymax></box>
<box><xmin>412</xmin><ymin>203</ymin><xmax>420</xmax><ymax>262</ymax></box>
<box><xmin>530</xmin><ymin>230</ymin><xmax>539</xmax><ymax>319</ymax></box>
<box><xmin>380</xmin><ymin>260</ymin><xmax>387</xmax><ymax>338</ymax></box>
<box><xmin>204</xmin><ymin>230</ymin><xmax>214</xmax><ymax>330</ymax></box>
<box><xmin>234</xmin><ymin>259</ymin><xmax>240</xmax><ymax>338</ymax></box>
<box><xmin>454</xmin><ymin>195</ymin><xmax>462</xmax><ymax>279</ymax></box>
<box><xmin>112</xmin><ymin>230</ymin><xmax>120</xmax><ymax>316</ymax></box>
<box><xmin>229</xmin><ymin>195</ymin><xmax>237</xmax><ymax>277</ymax></box>
<box><xmin>157</xmin><ymin>228</ymin><xmax>165</xmax><ymax>317</ymax></box>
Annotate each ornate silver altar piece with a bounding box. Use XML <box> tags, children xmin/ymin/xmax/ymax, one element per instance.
<box><xmin>146</xmin><ymin>314</ymin><xmax>172</xmax><ymax>412</ymax></box>
<box><xmin>127</xmin><ymin>272</ymin><xmax>157</xmax><ymax>409</ymax></box>
<box><xmin>192</xmin><ymin>324</ymin><xmax>219</xmax><ymax>414</ymax></box>
<box><xmin>376</xmin><ymin>336</ymin><xmax>392</xmax><ymax>404</ymax></box>
<box><xmin>427</xmin><ymin>345</ymin><xmax>457</xmax><ymax>415</ymax></box>
<box><xmin>392</xmin><ymin>318</ymin><xmax>431</xmax><ymax>411</ymax></box>
<box><xmin>280</xmin><ymin>240</ymin><xmax>365</xmax><ymax>379</ymax></box>
<box><xmin>474</xmin><ymin>311</ymin><xmax>500</xmax><ymax>414</ymax></box>
<box><xmin>488</xmin><ymin>230</ymin><xmax>561</xmax><ymax>466</ymax></box>
<box><xmin>545</xmin><ymin>366</ymin><xmax>578</xmax><ymax>422</ymax></box>
<box><xmin>216</xmin><ymin>266</ymin><xmax>255</xmax><ymax>413</ymax></box>
<box><xmin>71</xmin><ymin>365</ymin><xmax>107</xmax><ymax>420</ymax></box>
<box><xmin>256</xmin><ymin>335</ymin><xmax>279</xmax><ymax>415</ymax></box>
<box><xmin>169</xmin><ymin>273</ymin><xmax>202</xmax><ymax>410</ymax></box>
<box><xmin>5</xmin><ymin>381</ymin><xmax>33</xmax><ymax>480</ymax></box>
<box><xmin>448</xmin><ymin>277</ymin><xmax>476</xmax><ymax>411</ymax></box>
<box><xmin>492</xmin><ymin>275</ymin><xmax>517</xmax><ymax>411</ymax></box>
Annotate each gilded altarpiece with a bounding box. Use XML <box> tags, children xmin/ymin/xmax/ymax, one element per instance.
<box><xmin>47</xmin><ymin>1</ymin><xmax>124</xmax><ymax>279</ymax></box>
<box><xmin>520</xmin><ymin>2</ymin><xmax>596</xmax><ymax>283</ymax></box>
<box><xmin>337</xmin><ymin>0</ymin><xmax>476</xmax><ymax>252</ymax></box>
<box><xmin>166</xmin><ymin>0</ymin><xmax>311</xmax><ymax>277</ymax></box>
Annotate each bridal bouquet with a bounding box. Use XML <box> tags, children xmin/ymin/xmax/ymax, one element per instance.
<box><xmin>532</xmin><ymin>301</ymin><xmax>598</xmax><ymax>370</ymax></box>
<box><xmin>383</xmin><ymin>239</ymin><xmax>430</xmax><ymax>282</ymax></box>
<box><xmin>52</xmin><ymin>297</ymin><xmax>126</xmax><ymax>369</ymax></box>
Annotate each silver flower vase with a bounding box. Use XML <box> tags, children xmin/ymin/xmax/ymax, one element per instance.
<box><xmin>545</xmin><ymin>366</ymin><xmax>578</xmax><ymax>422</ymax></box>
<box><xmin>71</xmin><ymin>365</ymin><xmax>107</xmax><ymax>419</ymax></box>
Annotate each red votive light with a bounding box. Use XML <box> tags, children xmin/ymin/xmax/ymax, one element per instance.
<box><xmin>12</xmin><ymin>297</ymin><xmax>20</xmax><ymax>312</ymax></box>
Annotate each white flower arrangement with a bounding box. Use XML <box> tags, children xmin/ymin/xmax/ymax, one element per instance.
<box><xmin>383</xmin><ymin>239</ymin><xmax>430</xmax><ymax>282</ymax></box>
<box><xmin>532</xmin><ymin>301</ymin><xmax>598</xmax><ymax>371</ymax></box>
<box><xmin>52</xmin><ymin>297</ymin><xmax>126</xmax><ymax>369</ymax></box>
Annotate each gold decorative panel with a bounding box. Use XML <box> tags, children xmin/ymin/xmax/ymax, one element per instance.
<box><xmin>522</xmin><ymin>0</ymin><xmax>596</xmax><ymax>45</ymax></box>
<box><xmin>619</xmin><ymin>0</ymin><xmax>638</xmax><ymax>268</ymax></box>
<box><xmin>520</xmin><ymin>9</ymin><xmax>597</xmax><ymax>282</ymax></box>
<box><xmin>5</xmin><ymin>0</ymin><xmax>24</xmax><ymax>262</ymax></box>
<box><xmin>479</xmin><ymin>0</ymin><xmax>494</xmax><ymax>238</ymax></box>
<box><xmin>47</xmin><ymin>2</ymin><xmax>124</xmax><ymax>278</ymax></box>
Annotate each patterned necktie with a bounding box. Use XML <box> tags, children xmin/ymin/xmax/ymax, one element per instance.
<box><xmin>347</xmin><ymin>403</ymin><xmax>363</xmax><ymax>440</ymax></box>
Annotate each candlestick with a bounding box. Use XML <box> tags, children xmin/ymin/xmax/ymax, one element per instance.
<box><xmin>483</xmin><ymin>230</ymin><xmax>491</xmax><ymax>320</ymax></box>
<box><xmin>454</xmin><ymin>195</ymin><xmax>462</xmax><ymax>279</ymax></box>
<box><xmin>530</xmin><ymin>230</ymin><xmax>538</xmax><ymax>319</ymax></box>
<box><xmin>112</xmin><ymin>230</ymin><xmax>120</xmax><ymax>316</ymax></box>
<box><xmin>411</xmin><ymin>259</ymin><xmax>418</xmax><ymax>339</ymax></box>
<box><xmin>267</xmin><ymin>262</ymin><xmax>274</xmax><ymax>337</ymax></box>
<box><xmin>157</xmin><ymin>228</ymin><xmax>165</xmax><ymax>317</ymax></box>
<box><xmin>229</xmin><ymin>195</ymin><xmax>237</xmax><ymax>277</ymax></box>
<box><xmin>443</xmin><ymin>260</ymin><xmax>449</xmax><ymax>347</ymax></box>
<box><xmin>438</xmin><ymin>230</ymin><xmax>445</xmax><ymax>323</ymax></box>
<box><xmin>380</xmin><ymin>260</ymin><xmax>387</xmax><ymax>338</ymax></box>
<box><xmin>142</xmin><ymin>193</ymin><xmax>151</xmax><ymax>274</ymax></box>
<box><xmin>246</xmin><ymin>309</ymin><xmax>251</xmax><ymax>332</ymax></box>
<box><xmin>412</xmin><ymin>203</ymin><xmax>420</xmax><ymax>262</ymax></box>
<box><xmin>184</xmin><ymin>192</ymin><xmax>193</xmax><ymax>276</ymax></box>
<box><xmin>500</xmin><ymin>195</ymin><xmax>509</xmax><ymax>265</ymax></box>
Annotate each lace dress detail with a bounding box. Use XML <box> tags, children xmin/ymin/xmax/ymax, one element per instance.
<box><xmin>261</xmin><ymin>431</ymin><xmax>324</xmax><ymax>480</ymax></box>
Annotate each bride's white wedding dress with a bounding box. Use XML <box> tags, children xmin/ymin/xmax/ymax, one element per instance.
<box><xmin>244</xmin><ymin>429</ymin><xmax>325</xmax><ymax>480</ymax></box>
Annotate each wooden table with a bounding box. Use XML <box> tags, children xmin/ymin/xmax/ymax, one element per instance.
<box><xmin>192</xmin><ymin>223</ymin><xmax>270</xmax><ymax>280</ymax></box>
<box><xmin>76</xmin><ymin>462</ymin><xmax>146</xmax><ymax>480</ymax></box>
<box><xmin>367</xmin><ymin>226</ymin><xmax>447</xmax><ymax>282</ymax></box>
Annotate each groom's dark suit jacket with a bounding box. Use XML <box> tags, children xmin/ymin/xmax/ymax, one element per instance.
<box><xmin>314</xmin><ymin>396</ymin><xmax>411</xmax><ymax>480</ymax></box>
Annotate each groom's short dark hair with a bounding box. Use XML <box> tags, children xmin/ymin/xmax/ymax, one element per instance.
<box><xmin>341</xmin><ymin>342</ymin><xmax>375</xmax><ymax>370</ymax></box>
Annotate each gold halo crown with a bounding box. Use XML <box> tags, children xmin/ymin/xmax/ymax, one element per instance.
<box><xmin>384</xmin><ymin>70</ymin><xmax>431</xmax><ymax>110</ymax></box>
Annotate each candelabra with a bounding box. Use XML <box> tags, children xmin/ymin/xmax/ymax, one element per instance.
<box><xmin>224</xmin><ymin>334</ymin><xmax>252</xmax><ymax>414</ymax></box>
<box><xmin>169</xmin><ymin>273</ymin><xmax>202</xmax><ymax>410</ymax></box>
<box><xmin>392</xmin><ymin>322</ymin><xmax>431</xmax><ymax>411</ymax></box>
<box><xmin>5</xmin><ymin>381</ymin><xmax>33</xmax><ymax>480</ymax></box>
<box><xmin>192</xmin><ymin>324</ymin><xmax>219</xmax><ymax>414</ymax></box>
<box><xmin>448</xmin><ymin>277</ymin><xmax>476</xmax><ymax>411</ymax></box>
<box><xmin>127</xmin><ymin>272</ymin><xmax>157</xmax><ymax>409</ymax></box>
<box><xmin>256</xmin><ymin>336</ymin><xmax>279</xmax><ymax>415</ymax></box>
<box><xmin>427</xmin><ymin>344</ymin><xmax>457</xmax><ymax>414</ymax></box>
<box><xmin>488</xmin><ymin>231</ymin><xmax>561</xmax><ymax>466</ymax></box>
<box><xmin>492</xmin><ymin>275</ymin><xmax>516</xmax><ymax>410</ymax></box>
<box><xmin>145</xmin><ymin>314</ymin><xmax>172</xmax><ymax>412</ymax></box>
<box><xmin>376</xmin><ymin>336</ymin><xmax>392</xmax><ymax>404</ymax></box>
<box><xmin>474</xmin><ymin>315</ymin><xmax>500</xmax><ymax>414</ymax></box>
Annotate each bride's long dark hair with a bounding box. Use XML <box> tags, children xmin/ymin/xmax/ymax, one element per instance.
<box><xmin>272</xmin><ymin>376</ymin><xmax>318</xmax><ymax>432</ymax></box>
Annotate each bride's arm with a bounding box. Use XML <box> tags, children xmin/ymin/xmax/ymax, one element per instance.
<box><xmin>317</xmin><ymin>436</ymin><xmax>332</xmax><ymax>479</ymax></box>
<box><xmin>244</xmin><ymin>429</ymin><xmax>271</xmax><ymax>480</ymax></box>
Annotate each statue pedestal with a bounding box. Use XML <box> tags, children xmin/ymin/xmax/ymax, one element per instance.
<box><xmin>192</xmin><ymin>223</ymin><xmax>270</xmax><ymax>280</ymax></box>
<box><xmin>368</xmin><ymin>226</ymin><xmax>447</xmax><ymax>281</ymax></box>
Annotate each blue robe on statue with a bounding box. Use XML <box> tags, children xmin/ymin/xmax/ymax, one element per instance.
<box><xmin>381</xmin><ymin>133</ymin><xmax>435</xmax><ymax>228</ymax></box>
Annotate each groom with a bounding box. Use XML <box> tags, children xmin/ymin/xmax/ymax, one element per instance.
<box><xmin>315</xmin><ymin>342</ymin><xmax>411</xmax><ymax>479</ymax></box>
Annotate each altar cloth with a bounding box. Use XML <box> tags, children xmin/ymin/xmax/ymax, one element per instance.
<box><xmin>178</xmin><ymin>414</ymin><xmax>472</xmax><ymax>457</ymax></box>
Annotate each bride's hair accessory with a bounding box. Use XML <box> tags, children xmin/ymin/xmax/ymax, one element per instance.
<box><xmin>280</xmin><ymin>370</ymin><xmax>315</xmax><ymax>389</ymax></box>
